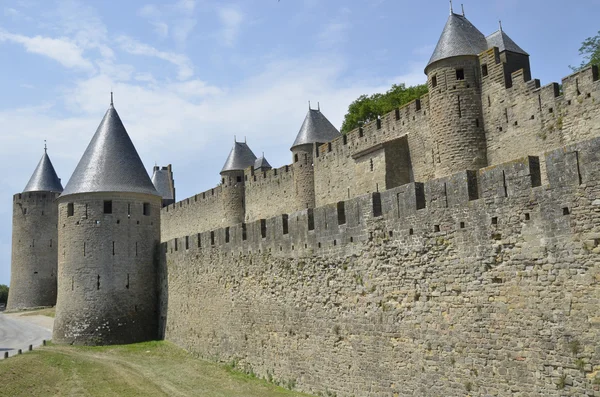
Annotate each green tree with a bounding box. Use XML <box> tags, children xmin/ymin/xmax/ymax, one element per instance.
<box><xmin>341</xmin><ymin>83</ymin><xmax>428</xmax><ymax>133</ymax></box>
<box><xmin>0</xmin><ymin>284</ymin><xmax>8</xmax><ymax>305</ymax></box>
<box><xmin>571</xmin><ymin>30</ymin><xmax>600</xmax><ymax>71</ymax></box>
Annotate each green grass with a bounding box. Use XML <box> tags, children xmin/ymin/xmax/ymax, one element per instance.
<box><xmin>0</xmin><ymin>341</ymin><xmax>314</xmax><ymax>397</ymax></box>
<box><xmin>20</xmin><ymin>307</ymin><xmax>56</xmax><ymax>318</ymax></box>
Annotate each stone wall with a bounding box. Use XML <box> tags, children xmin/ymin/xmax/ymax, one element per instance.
<box><xmin>160</xmin><ymin>185</ymin><xmax>223</xmax><ymax>242</ymax></box>
<box><xmin>245</xmin><ymin>164</ymin><xmax>295</xmax><ymax>222</ymax></box>
<box><xmin>7</xmin><ymin>191</ymin><xmax>60</xmax><ymax>311</ymax></box>
<box><xmin>161</xmin><ymin>137</ymin><xmax>600</xmax><ymax>397</ymax></box>
<box><xmin>482</xmin><ymin>51</ymin><xmax>600</xmax><ymax>181</ymax></box>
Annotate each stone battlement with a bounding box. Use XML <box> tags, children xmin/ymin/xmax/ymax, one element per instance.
<box><xmin>162</xmin><ymin>136</ymin><xmax>596</xmax><ymax>257</ymax></box>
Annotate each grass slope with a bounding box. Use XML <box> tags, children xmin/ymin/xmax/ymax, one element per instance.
<box><xmin>0</xmin><ymin>341</ymin><xmax>314</xmax><ymax>397</ymax></box>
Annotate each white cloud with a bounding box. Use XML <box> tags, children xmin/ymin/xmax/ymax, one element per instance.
<box><xmin>317</xmin><ymin>8</ymin><xmax>351</xmax><ymax>49</ymax></box>
<box><xmin>152</xmin><ymin>21</ymin><xmax>170</xmax><ymax>38</ymax></box>
<box><xmin>176</xmin><ymin>0</ymin><xmax>196</xmax><ymax>12</ymax></box>
<box><xmin>0</xmin><ymin>31</ymin><xmax>94</xmax><ymax>70</ymax></box>
<box><xmin>389</xmin><ymin>62</ymin><xmax>427</xmax><ymax>87</ymax></box>
<box><xmin>217</xmin><ymin>6</ymin><xmax>244</xmax><ymax>46</ymax></box>
<box><xmin>172</xmin><ymin>17</ymin><xmax>196</xmax><ymax>46</ymax></box>
<box><xmin>139</xmin><ymin>4</ymin><xmax>161</xmax><ymax>19</ymax></box>
<box><xmin>116</xmin><ymin>35</ymin><xmax>194</xmax><ymax>80</ymax></box>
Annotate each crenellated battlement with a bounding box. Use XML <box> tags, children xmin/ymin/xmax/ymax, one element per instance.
<box><xmin>162</xmin><ymin>136</ymin><xmax>600</xmax><ymax>260</ymax></box>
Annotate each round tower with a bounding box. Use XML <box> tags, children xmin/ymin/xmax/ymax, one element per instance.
<box><xmin>7</xmin><ymin>149</ymin><xmax>63</xmax><ymax>311</ymax></box>
<box><xmin>220</xmin><ymin>140</ymin><xmax>256</xmax><ymax>226</ymax></box>
<box><xmin>425</xmin><ymin>10</ymin><xmax>488</xmax><ymax>177</ymax></box>
<box><xmin>291</xmin><ymin>105</ymin><xmax>341</xmax><ymax>210</ymax></box>
<box><xmin>53</xmin><ymin>98</ymin><xmax>161</xmax><ymax>345</ymax></box>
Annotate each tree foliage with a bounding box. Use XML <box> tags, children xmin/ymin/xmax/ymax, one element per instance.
<box><xmin>571</xmin><ymin>30</ymin><xmax>600</xmax><ymax>72</ymax></box>
<box><xmin>340</xmin><ymin>83</ymin><xmax>428</xmax><ymax>133</ymax></box>
<box><xmin>0</xmin><ymin>284</ymin><xmax>8</xmax><ymax>305</ymax></box>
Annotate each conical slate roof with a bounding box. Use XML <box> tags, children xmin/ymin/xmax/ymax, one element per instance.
<box><xmin>221</xmin><ymin>141</ymin><xmax>257</xmax><ymax>173</ymax></box>
<box><xmin>23</xmin><ymin>150</ymin><xmax>63</xmax><ymax>193</ymax></box>
<box><xmin>426</xmin><ymin>13</ymin><xmax>488</xmax><ymax>70</ymax></box>
<box><xmin>61</xmin><ymin>103</ymin><xmax>159</xmax><ymax>197</ymax></box>
<box><xmin>151</xmin><ymin>166</ymin><xmax>174</xmax><ymax>200</ymax></box>
<box><xmin>254</xmin><ymin>155</ymin><xmax>272</xmax><ymax>171</ymax></box>
<box><xmin>486</xmin><ymin>29</ymin><xmax>528</xmax><ymax>56</ymax></box>
<box><xmin>291</xmin><ymin>108</ymin><xmax>341</xmax><ymax>150</ymax></box>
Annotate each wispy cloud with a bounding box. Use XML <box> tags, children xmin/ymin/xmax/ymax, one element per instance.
<box><xmin>317</xmin><ymin>7</ymin><xmax>350</xmax><ymax>49</ymax></box>
<box><xmin>217</xmin><ymin>5</ymin><xmax>244</xmax><ymax>47</ymax></box>
<box><xmin>0</xmin><ymin>31</ymin><xmax>94</xmax><ymax>70</ymax></box>
<box><xmin>137</xmin><ymin>1</ymin><xmax>197</xmax><ymax>46</ymax></box>
<box><xmin>116</xmin><ymin>35</ymin><xmax>194</xmax><ymax>80</ymax></box>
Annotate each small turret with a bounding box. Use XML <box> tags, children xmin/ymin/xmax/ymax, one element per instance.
<box><xmin>254</xmin><ymin>154</ymin><xmax>272</xmax><ymax>172</ymax></box>
<box><xmin>152</xmin><ymin>164</ymin><xmax>176</xmax><ymax>207</ymax></box>
<box><xmin>54</xmin><ymin>97</ymin><xmax>161</xmax><ymax>346</ymax></box>
<box><xmin>425</xmin><ymin>9</ymin><xmax>488</xmax><ymax>177</ymax></box>
<box><xmin>7</xmin><ymin>147</ymin><xmax>62</xmax><ymax>311</ymax></box>
<box><xmin>290</xmin><ymin>105</ymin><xmax>341</xmax><ymax>211</ymax></box>
<box><xmin>220</xmin><ymin>139</ymin><xmax>257</xmax><ymax>226</ymax></box>
<box><xmin>486</xmin><ymin>23</ymin><xmax>531</xmax><ymax>85</ymax></box>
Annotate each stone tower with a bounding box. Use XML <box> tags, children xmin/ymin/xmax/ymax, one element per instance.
<box><xmin>220</xmin><ymin>140</ymin><xmax>256</xmax><ymax>226</ymax></box>
<box><xmin>425</xmin><ymin>10</ymin><xmax>488</xmax><ymax>177</ymax></box>
<box><xmin>53</xmin><ymin>99</ymin><xmax>161</xmax><ymax>345</ymax></box>
<box><xmin>151</xmin><ymin>164</ymin><xmax>176</xmax><ymax>207</ymax></box>
<box><xmin>290</xmin><ymin>105</ymin><xmax>340</xmax><ymax>211</ymax></box>
<box><xmin>7</xmin><ymin>148</ymin><xmax>63</xmax><ymax>311</ymax></box>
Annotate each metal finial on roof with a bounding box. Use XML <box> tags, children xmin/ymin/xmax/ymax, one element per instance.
<box><xmin>449</xmin><ymin>0</ymin><xmax>453</xmax><ymax>14</ymax></box>
<box><xmin>308</xmin><ymin>100</ymin><xmax>311</xmax><ymax>110</ymax></box>
<box><xmin>244</xmin><ymin>136</ymin><xmax>247</xmax><ymax>143</ymax></box>
<box><xmin>499</xmin><ymin>20</ymin><xmax>503</xmax><ymax>31</ymax></box>
<box><xmin>318</xmin><ymin>102</ymin><xmax>320</xmax><ymax>111</ymax></box>
<box><xmin>44</xmin><ymin>140</ymin><xmax>47</xmax><ymax>153</ymax></box>
<box><xmin>234</xmin><ymin>135</ymin><xmax>236</xmax><ymax>142</ymax></box>
<box><xmin>461</xmin><ymin>4</ymin><xmax>465</xmax><ymax>16</ymax></box>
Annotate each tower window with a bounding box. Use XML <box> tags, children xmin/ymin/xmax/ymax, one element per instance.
<box><xmin>67</xmin><ymin>203</ymin><xmax>74</xmax><ymax>217</ymax></box>
<box><xmin>103</xmin><ymin>201</ymin><xmax>112</xmax><ymax>214</ymax></box>
<box><xmin>143</xmin><ymin>203</ymin><xmax>150</xmax><ymax>216</ymax></box>
<box><xmin>294</xmin><ymin>154</ymin><xmax>299</xmax><ymax>162</ymax></box>
<box><xmin>482</xmin><ymin>64</ymin><xmax>488</xmax><ymax>77</ymax></box>
<box><xmin>236</xmin><ymin>176</ymin><xmax>242</xmax><ymax>183</ymax></box>
<box><xmin>432</xmin><ymin>75</ymin><xmax>438</xmax><ymax>88</ymax></box>
<box><xmin>456</xmin><ymin>69</ymin><xmax>465</xmax><ymax>80</ymax></box>
<box><xmin>370</xmin><ymin>159</ymin><xmax>374</xmax><ymax>171</ymax></box>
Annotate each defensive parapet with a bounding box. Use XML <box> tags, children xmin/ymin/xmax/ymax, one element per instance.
<box><xmin>163</xmin><ymin>134</ymin><xmax>600</xmax><ymax>256</ymax></box>
<box><xmin>162</xmin><ymin>136</ymin><xmax>600</xmax><ymax>396</ymax></box>
<box><xmin>7</xmin><ymin>192</ymin><xmax>60</xmax><ymax>311</ymax></box>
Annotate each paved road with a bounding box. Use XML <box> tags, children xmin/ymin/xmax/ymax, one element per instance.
<box><xmin>0</xmin><ymin>313</ymin><xmax>53</xmax><ymax>359</ymax></box>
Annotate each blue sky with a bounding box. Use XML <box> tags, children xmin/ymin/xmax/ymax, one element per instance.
<box><xmin>0</xmin><ymin>0</ymin><xmax>598</xmax><ymax>286</ymax></box>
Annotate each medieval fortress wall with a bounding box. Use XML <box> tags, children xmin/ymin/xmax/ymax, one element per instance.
<box><xmin>7</xmin><ymin>8</ymin><xmax>600</xmax><ymax>397</ymax></box>
<box><xmin>162</xmin><ymin>137</ymin><xmax>600</xmax><ymax>396</ymax></box>
<box><xmin>161</xmin><ymin>64</ymin><xmax>600</xmax><ymax>244</ymax></box>
<box><xmin>157</xmin><ymin>33</ymin><xmax>600</xmax><ymax>397</ymax></box>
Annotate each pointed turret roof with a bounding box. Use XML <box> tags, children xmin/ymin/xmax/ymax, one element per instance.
<box><xmin>486</xmin><ymin>29</ymin><xmax>528</xmax><ymax>56</ymax></box>
<box><xmin>291</xmin><ymin>108</ymin><xmax>341</xmax><ymax>150</ymax></box>
<box><xmin>23</xmin><ymin>150</ymin><xmax>63</xmax><ymax>193</ymax></box>
<box><xmin>426</xmin><ymin>12</ymin><xmax>488</xmax><ymax>71</ymax></box>
<box><xmin>221</xmin><ymin>141</ymin><xmax>257</xmax><ymax>174</ymax></box>
<box><xmin>254</xmin><ymin>155</ymin><xmax>272</xmax><ymax>171</ymax></box>
<box><xmin>61</xmin><ymin>102</ymin><xmax>159</xmax><ymax>197</ymax></box>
